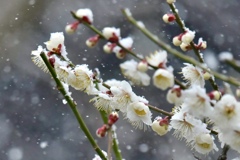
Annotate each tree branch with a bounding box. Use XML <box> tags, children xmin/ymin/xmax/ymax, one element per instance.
<box><xmin>40</xmin><ymin>53</ymin><xmax>107</xmax><ymax>160</ymax></box>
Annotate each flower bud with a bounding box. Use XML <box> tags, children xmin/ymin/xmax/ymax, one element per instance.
<box><xmin>166</xmin><ymin>86</ymin><xmax>182</xmax><ymax>105</ymax></box>
<box><xmin>137</xmin><ymin>60</ymin><xmax>148</xmax><ymax>72</ymax></box>
<box><xmin>86</xmin><ymin>35</ymin><xmax>100</xmax><ymax>48</ymax></box>
<box><xmin>151</xmin><ymin>117</ymin><xmax>170</xmax><ymax>136</ymax></box>
<box><xmin>180</xmin><ymin>43</ymin><xmax>191</xmax><ymax>51</ymax></box>
<box><xmin>48</xmin><ymin>57</ymin><xmax>55</xmax><ymax>68</ymax></box>
<box><xmin>195</xmin><ymin>38</ymin><xmax>207</xmax><ymax>50</ymax></box>
<box><xmin>96</xmin><ymin>124</ymin><xmax>109</xmax><ymax>138</ymax></box>
<box><xmin>108</xmin><ymin>111</ymin><xmax>119</xmax><ymax>126</ymax></box>
<box><xmin>162</xmin><ymin>14</ymin><xmax>176</xmax><ymax>23</ymax></box>
<box><xmin>115</xmin><ymin>50</ymin><xmax>126</xmax><ymax>59</ymax></box>
<box><xmin>172</xmin><ymin>36</ymin><xmax>182</xmax><ymax>46</ymax></box>
<box><xmin>103</xmin><ymin>43</ymin><xmax>116</xmax><ymax>54</ymax></box>
<box><xmin>102</xmin><ymin>27</ymin><xmax>121</xmax><ymax>43</ymax></box>
<box><xmin>65</xmin><ymin>25</ymin><xmax>75</xmax><ymax>34</ymax></box>
<box><xmin>113</xmin><ymin>46</ymin><xmax>126</xmax><ymax>59</ymax></box>
<box><xmin>65</xmin><ymin>21</ymin><xmax>80</xmax><ymax>34</ymax></box>
<box><xmin>203</xmin><ymin>71</ymin><xmax>211</xmax><ymax>80</ymax></box>
<box><xmin>198</xmin><ymin>41</ymin><xmax>207</xmax><ymax>50</ymax></box>
<box><xmin>181</xmin><ymin>30</ymin><xmax>195</xmax><ymax>44</ymax></box>
<box><xmin>208</xmin><ymin>90</ymin><xmax>221</xmax><ymax>100</ymax></box>
<box><xmin>76</xmin><ymin>8</ymin><xmax>93</xmax><ymax>24</ymax></box>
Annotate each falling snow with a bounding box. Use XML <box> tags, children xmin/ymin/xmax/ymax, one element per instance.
<box><xmin>1</xmin><ymin>0</ymin><xmax>240</xmax><ymax>160</ymax></box>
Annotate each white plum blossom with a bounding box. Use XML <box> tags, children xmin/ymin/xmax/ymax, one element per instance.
<box><xmin>182</xmin><ymin>63</ymin><xmax>205</xmax><ymax>87</ymax></box>
<box><xmin>151</xmin><ymin>116</ymin><xmax>171</xmax><ymax>136</ymax></box>
<box><xmin>218</xmin><ymin>125</ymin><xmax>240</xmax><ymax>153</ymax></box>
<box><xmin>113</xmin><ymin>37</ymin><xmax>133</xmax><ymax>59</ymax></box>
<box><xmin>54</xmin><ymin>57</ymin><xmax>71</xmax><ymax>81</ymax></box>
<box><xmin>90</xmin><ymin>79</ymin><xmax>120</xmax><ymax>112</ymax></box>
<box><xmin>153</xmin><ymin>68</ymin><xmax>174</xmax><ymax>90</ymax></box>
<box><xmin>119</xmin><ymin>37</ymin><xmax>133</xmax><ymax>48</ymax></box>
<box><xmin>170</xmin><ymin>110</ymin><xmax>210</xmax><ymax>141</ymax></box>
<box><xmin>90</xmin><ymin>92</ymin><xmax>113</xmax><ymax>112</ymax></box>
<box><xmin>44</xmin><ymin>32</ymin><xmax>64</xmax><ymax>53</ymax></box>
<box><xmin>102</xmin><ymin>27</ymin><xmax>121</xmax><ymax>42</ymax></box>
<box><xmin>126</xmin><ymin>101</ymin><xmax>152</xmax><ymax>131</ymax></box>
<box><xmin>31</xmin><ymin>46</ymin><xmax>48</xmax><ymax>72</ymax></box>
<box><xmin>66</xmin><ymin>64</ymin><xmax>97</xmax><ymax>94</ymax></box>
<box><xmin>211</xmin><ymin>94</ymin><xmax>240</xmax><ymax>131</ymax></box>
<box><xmin>181</xmin><ymin>29</ymin><xmax>195</xmax><ymax>44</ymax></box>
<box><xmin>120</xmin><ymin>59</ymin><xmax>150</xmax><ymax>86</ymax></box>
<box><xmin>190</xmin><ymin>133</ymin><xmax>218</xmax><ymax>155</ymax></box>
<box><xmin>146</xmin><ymin>50</ymin><xmax>168</xmax><ymax>68</ymax></box>
<box><xmin>110</xmin><ymin>80</ymin><xmax>139</xmax><ymax>112</ymax></box>
<box><xmin>181</xmin><ymin>85</ymin><xmax>212</xmax><ymax>118</ymax></box>
<box><xmin>166</xmin><ymin>85</ymin><xmax>183</xmax><ymax>106</ymax></box>
<box><xmin>91</xmin><ymin>79</ymin><xmax>149</xmax><ymax>113</ymax></box>
<box><xmin>76</xmin><ymin>8</ymin><xmax>93</xmax><ymax>24</ymax></box>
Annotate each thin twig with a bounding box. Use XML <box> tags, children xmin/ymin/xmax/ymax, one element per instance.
<box><xmin>121</xmin><ymin>8</ymin><xmax>240</xmax><ymax>87</ymax></box>
<box><xmin>97</xmin><ymin>82</ymin><xmax>123</xmax><ymax>160</ymax></box>
<box><xmin>70</xmin><ymin>11</ymin><xmax>187</xmax><ymax>89</ymax></box>
<box><xmin>148</xmin><ymin>104</ymin><xmax>173</xmax><ymax>117</ymax></box>
<box><xmin>40</xmin><ymin>53</ymin><xmax>107</xmax><ymax>160</ymax></box>
<box><xmin>168</xmin><ymin>4</ymin><xmax>219</xmax><ymax>91</ymax></box>
<box><xmin>112</xmin><ymin>131</ymin><xmax>123</xmax><ymax>160</ymax></box>
<box><xmin>226</xmin><ymin>60</ymin><xmax>240</xmax><ymax>73</ymax></box>
<box><xmin>107</xmin><ymin>130</ymin><xmax>113</xmax><ymax>160</ymax></box>
<box><xmin>217</xmin><ymin>144</ymin><xmax>229</xmax><ymax>160</ymax></box>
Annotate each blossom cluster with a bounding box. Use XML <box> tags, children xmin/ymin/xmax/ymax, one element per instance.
<box><xmin>31</xmin><ymin>32</ymin><xmax>153</xmax><ymax>132</ymax></box>
<box><xmin>31</xmin><ymin>1</ymin><xmax>240</xmax><ymax>159</ymax></box>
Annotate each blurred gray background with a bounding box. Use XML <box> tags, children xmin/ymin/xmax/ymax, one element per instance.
<box><xmin>0</xmin><ymin>0</ymin><xmax>240</xmax><ymax>159</ymax></box>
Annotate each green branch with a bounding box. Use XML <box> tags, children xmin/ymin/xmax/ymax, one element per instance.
<box><xmin>226</xmin><ymin>60</ymin><xmax>240</xmax><ymax>73</ymax></box>
<box><xmin>121</xmin><ymin>8</ymin><xmax>240</xmax><ymax>87</ymax></box>
<box><xmin>168</xmin><ymin>4</ymin><xmax>219</xmax><ymax>91</ymax></box>
<box><xmin>40</xmin><ymin>53</ymin><xmax>107</xmax><ymax>160</ymax></box>
<box><xmin>70</xmin><ymin>11</ymin><xmax>187</xmax><ymax>89</ymax></box>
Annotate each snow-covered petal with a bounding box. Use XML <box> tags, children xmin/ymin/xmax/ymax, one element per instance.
<box><xmin>76</xmin><ymin>8</ymin><xmax>93</xmax><ymax>24</ymax></box>
<box><xmin>102</xmin><ymin>27</ymin><xmax>121</xmax><ymax>42</ymax></box>
<box><xmin>44</xmin><ymin>32</ymin><xmax>64</xmax><ymax>53</ymax></box>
